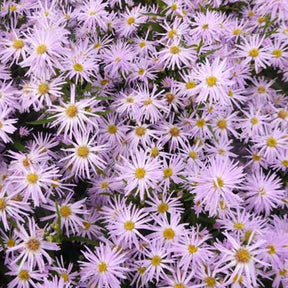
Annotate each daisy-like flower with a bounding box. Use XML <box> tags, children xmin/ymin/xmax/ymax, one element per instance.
<box><xmin>191</xmin><ymin>157</ymin><xmax>245</xmax><ymax>217</ymax></box>
<box><xmin>41</xmin><ymin>193</ymin><xmax>87</xmax><ymax>236</ymax></box>
<box><xmin>237</xmin><ymin>35</ymin><xmax>271</xmax><ymax>74</ymax></box>
<box><xmin>173</xmin><ymin>225</ymin><xmax>213</xmax><ymax>273</ymax></box>
<box><xmin>6</xmin><ymin>263</ymin><xmax>44</xmax><ymax>288</ymax></box>
<box><xmin>61</xmin><ymin>131</ymin><xmax>107</xmax><ymax>179</ymax></box>
<box><xmin>9</xmin><ymin>164</ymin><xmax>60</xmax><ymax>207</ymax></box>
<box><xmin>107</xmin><ymin>203</ymin><xmax>150</xmax><ymax>249</ymax></box>
<box><xmin>141</xmin><ymin>239</ymin><xmax>174</xmax><ymax>283</ymax></box>
<box><xmin>253</xmin><ymin>128</ymin><xmax>288</xmax><ymax>164</ymax></box>
<box><xmin>241</xmin><ymin>170</ymin><xmax>285</xmax><ymax>216</ymax></box>
<box><xmin>75</xmin><ymin>0</ymin><xmax>108</xmax><ymax>32</ymax></box>
<box><xmin>0</xmin><ymin>29</ymin><xmax>28</xmax><ymax>65</ymax></box>
<box><xmin>215</xmin><ymin>232</ymin><xmax>269</xmax><ymax>287</ymax></box>
<box><xmin>0</xmin><ymin>189</ymin><xmax>31</xmax><ymax>231</ymax></box>
<box><xmin>49</xmin><ymin>85</ymin><xmax>99</xmax><ymax>137</ymax></box>
<box><xmin>8</xmin><ymin>218</ymin><xmax>59</xmax><ymax>271</ymax></box>
<box><xmin>0</xmin><ymin>106</ymin><xmax>17</xmax><ymax>143</ymax></box>
<box><xmin>158</xmin><ymin>40</ymin><xmax>196</xmax><ymax>70</ymax></box>
<box><xmin>193</xmin><ymin>58</ymin><xmax>234</xmax><ymax>105</ymax></box>
<box><xmin>79</xmin><ymin>242</ymin><xmax>128</xmax><ymax>288</ymax></box>
<box><xmin>117</xmin><ymin>150</ymin><xmax>162</xmax><ymax>200</ymax></box>
<box><xmin>36</xmin><ymin>276</ymin><xmax>70</xmax><ymax>288</ymax></box>
<box><xmin>148</xmin><ymin>212</ymin><xmax>186</xmax><ymax>245</ymax></box>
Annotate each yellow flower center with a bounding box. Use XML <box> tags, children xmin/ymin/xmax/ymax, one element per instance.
<box><xmin>124</xmin><ymin>220</ymin><xmax>135</xmax><ymax>231</ymax></box>
<box><xmin>234</xmin><ymin>222</ymin><xmax>245</xmax><ymax>230</ymax></box>
<box><xmin>61</xmin><ymin>272</ymin><xmax>69</xmax><ymax>282</ymax></box>
<box><xmin>249</xmin><ymin>48</ymin><xmax>259</xmax><ymax>58</ymax></box>
<box><xmin>267</xmin><ymin>137</ymin><xmax>277</xmax><ymax>147</ymax></box>
<box><xmin>108</xmin><ymin>124</ymin><xmax>117</xmax><ymax>134</ymax></box>
<box><xmin>135</xmin><ymin>168</ymin><xmax>146</xmax><ymax>179</ymax></box>
<box><xmin>127</xmin><ymin>17</ymin><xmax>135</xmax><ymax>25</ymax></box>
<box><xmin>213</xmin><ymin>177</ymin><xmax>224</xmax><ymax>189</ymax></box>
<box><xmin>135</xmin><ymin>126</ymin><xmax>146</xmax><ymax>136</ymax></box>
<box><xmin>186</xmin><ymin>81</ymin><xmax>196</xmax><ymax>89</ymax></box>
<box><xmin>158</xmin><ymin>202</ymin><xmax>168</xmax><ymax>213</ymax></box>
<box><xmin>13</xmin><ymin>39</ymin><xmax>24</xmax><ymax>49</ymax></box>
<box><xmin>60</xmin><ymin>205</ymin><xmax>72</xmax><ymax>218</ymax></box>
<box><xmin>77</xmin><ymin>146</ymin><xmax>89</xmax><ymax>158</ymax></box>
<box><xmin>250</xmin><ymin>117</ymin><xmax>259</xmax><ymax>125</ymax></box>
<box><xmin>138</xmin><ymin>68</ymin><xmax>145</xmax><ymax>75</ymax></box>
<box><xmin>205</xmin><ymin>277</ymin><xmax>216</xmax><ymax>287</ymax></box>
<box><xmin>280</xmin><ymin>269</ymin><xmax>287</xmax><ymax>276</ymax></box>
<box><xmin>267</xmin><ymin>245</ymin><xmax>276</xmax><ymax>254</ymax></box>
<box><xmin>278</xmin><ymin>109</ymin><xmax>287</xmax><ymax>119</ymax></box>
<box><xmin>163</xmin><ymin>228</ymin><xmax>175</xmax><ymax>240</ymax></box>
<box><xmin>170</xmin><ymin>45</ymin><xmax>180</xmax><ymax>54</ymax></box>
<box><xmin>38</xmin><ymin>83</ymin><xmax>49</xmax><ymax>95</ymax></box>
<box><xmin>174</xmin><ymin>284</ymin><xmax>186</xmax><ymax>288</ymax></box>
<box><xmin>6</xmin><ymin>238</ymin><xmax>16</xmax><ymax>247</ymax></box>
<box><xmin>169</xmin><ymin>127</ymin><xmax>180</xmax><ymax>137</ymax></box>
<box><xmin>206</xmin><ymin>76</ymin><xmax>217</xmax><ymax>87</ymax></box>
<box><xmin>281</xmin><ymin>159</ymin><xmax>288</xmax><ymax>167</ymax></box>
<box><xmin>10</xmin><ymin>5</ymin><xmax>18</xmax><ymax>11</ymax></box>
<box><xmin>18</xmin><ymin>270</ymin><xmax>30</xmax><ymax>281</ymax></box>
<box><xmin>171</xmin><ymin>3</ymin><xmax>178</xmax><ymax>10</ymax></box>
<box><xmin>82</xmin><ymin>221</ymin><xmax>91</xmax><ymax>230</ymax></box>
<box><xmin>232</xmin><ymin>274</ymin><xmax>243</xmax><ymax>283</ymax></box>
<box><xmin>257</xmin><ymin>86</ymin><xmax>266</xmax><ymax>94</ymax></box>
<box><xmin>217</xmin><ymin>119</ymin><xmax>227</xmax><ymax>129</ymax></box>
<box><xmin>73</xmin><ymin>63</ymin><xmax>84</xmax><ymax>72</ymax></box>
<box><xmin>196</xmin><ymin>119</ymin><xmax>206</xmax><ymax>128</ymax></box>
<box><xmin>139</xmin><ymin>42</ymin><xmax>146</xmax><ymax>48</ymax></box>
<box><xmin>258</xmin><ymin>16</ymin><xmax>266</xmax><ymax>23</ymax></box>
<box><xmin>151</xmin><ymin>147</ymin><xmax>159</xmax><ymax>157</ymax></box>
<box><xmin>166</xmin><ymin>93</ymin><xmax>175</xmax><ymax>104</ymax></box>
<box><xmin>168</xmin><ymin>29</ymin><xmax>177</xmax><ymax>38</ymax></box>
<box><xmin>94</xmin><ymin>42</ymin><xmax>101</xmax><ymax>49</ymax></box>
<box><xmin>143</xmin><ymin>99</ymin><xmax>153</xmax><ymax>106</ymax></box>
<box><xmin>189</xmin><ymin>151</ymin><xmax>198</xmax><ymax>159</ymax></box>
<box><xmin>151</xmin><ymin>255</ymin><xmax>161</xmax><ymax>266</ymax></box>
<box><xmin>126</xmin><ymin>96</ymin><xmax>134</xmax><ymax>103</ymax></box>
<box><xmin>188</xmin><ymin>244</ymin><xmax>198</xmax><ymax>254</ymax></box>
<box><xmin>272</xmin><ymin>49</ymin><xmax>282</xmax><ymax>58</ymax></box>
<box><xmin>235</xmin><ymin>248</ymin><xmax>251</xmax><ymax>263</ymax></box>
<box><xmin>233</xmin><ymin>29</ymin><xmax>242</xmax><ymax>35</ymax></box>
<box><xmin>100</xmin><ymin>79</ymin><xmax>109</xmax><ymax>86</ymax></box>
<box><xmin>66</xmin><ymin>105</ymin><xmax>78</xmax><ymax>117</ymax></box>
<box><xmin>26</xmin><ymin>238</ymin><xmax>41</xmax><ymax>252</ymax></box>
<box><xmin>27</xmin><ymin>173</ymin><xmax>38</xmax><ymax>184</ymax></box>
<box><xmin>163</xmin><ymin>167</ymin><xmax>173</xmax><ymax>178</ymax></box>
<box><xmin>202</xmin><ymin>24</ymin><xmax>209</xmax><ymax>30</ymax></box>
<box><xmin>0</xmin><ymin>198</ymin><xmax>7</xmax><ymax>211</ymax></box>
<box><xmin>98</xmin><ymin>262</ymin><xmax>108</xmax><ymax>273</ymax></box>
<box><xmin>36</xmin><ymin>44</ymin><xmax>47</xmax><ymax>54</ymax></box>
<box><xmin>252</xmin><ymin>154</ymin><xmax>261</xmax><ymax>162</ymax></box>
<box><xmin>138</xmin><ymin>266</ymin><xmax>146</xmax><ymax>274</ymax></box>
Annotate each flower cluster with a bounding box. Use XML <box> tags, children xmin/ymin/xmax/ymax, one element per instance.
<box><xmin>0</xmin><ymin>0</ymin><xmax>287</xmax><ymax>287</ymax></box>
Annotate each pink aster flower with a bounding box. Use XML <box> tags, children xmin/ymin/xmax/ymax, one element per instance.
<box><xmin>0</xmin><ymin>106</ymin><xmax>17</xmax><ymax>143</ymax></box>
<box><xmin>191</xmin><ymin>157</ymin><xmax>245</xmax><ymax>217</ymax></box>
<box><xmin>61</xmin><ymin>131</ymin><xmax>107</xmax><ymax>179</ymax></box>
<box><xmin>241</xmin><ymin>169</ymin><xmax>285</xmax><ymax>216</ymax></box>
<box><xmin>193</xmin><ymin>58</ymin><xmax>235</xmax><ymax>105</ymax></box>
<box><xmin>79</xmin><ymin>242</ymin><xmax>128</xmax><ymax>288</ymax></box>
<box><xmin>8</xmin><ymin>218</ymin><xmax>59</xmax><ymax>271</ymax></box>
<box><xmin>117</xmin><ymin>149</ymin><xmax>162</xmax><ymax>200</ymax></box>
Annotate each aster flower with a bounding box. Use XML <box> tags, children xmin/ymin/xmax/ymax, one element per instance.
<box><xmin>49</xmin><ymin>85</ymin><xmax>99</xmax><ymax>137</ymax></box>
<box><xmin>158</xmin><ymin>40</ymin><xmax>196</xmax><ymax>70</ymax></box>
<box><xmin>193</xmin><ymin>58</ymin><xmax>235</xmax><ymax>105</ymax></box>
<box><xmin>61</xmin><ymin>131</ymin><xmax>107</xmax><ymax>179</ymax></box>
<box><xmin>191</xmin><ymin>157</ymin><xmax>245</xmax><ymax>216</ymax></box>
<box><xmin>8</xmin><ymin>218</ymin><xmax>59</xmax><ymax>271</ymax></box>
<box><xmin>215</xmin><ymin>232</ymin><xmax>269</xmax><ymax>287</ymax></box>
<box><xmin>117</xmin><ymin>150</ymin><xmax>162</xmax><ymax>200</ymax></box>
<box><xmin>41</xmin><ymin>193</ymin><xmax>87</xmax><ymax>236</ymax></box>
<box><xmin>237</xmin><ymin>35</ymin><xmax>271</xmax><ymax>74</ymax></box>
<box><xmin>107</xmin><ymin>203</ymin><xmax>150</xmax><ymax>249</ymax></box>
<box><xmin>79</xmin><ymin>242</ymin><xmax>128</xmax><ymax>288</ymax></box>
<box><xmin>241</xmin><ymin>170</ymin><xmax>285</xmax><ymax>216</ymax></box>
<box><xmin>0</xmin><ymin>106</ymin><xmax>17</xmax><ymax>143</ymax></box>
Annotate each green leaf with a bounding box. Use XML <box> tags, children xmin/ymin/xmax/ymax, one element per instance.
<box><xmin>95</xmin><ymin>109</ymin><xmax>114</xmax><ymax>116</ymax></box>
<box><xmin>13</xmin><ymin>141</ymin><xmax>26</xmax><ymax>152</ymax></box>
<box><xmin>26</xmin><ymin>117</ymin><xmax>56</xmax><ymax>125</ymax></box>
<box><xmin>63</xmin><ymin>235</ymin><xmax>99</xmax><ymax>246</ymax></box>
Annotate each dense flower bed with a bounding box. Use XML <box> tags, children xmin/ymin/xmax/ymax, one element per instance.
<box><xmin>0</xmin><ymin>0</ymin><xmax>288</xmax><ymax>287</ymax></box>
